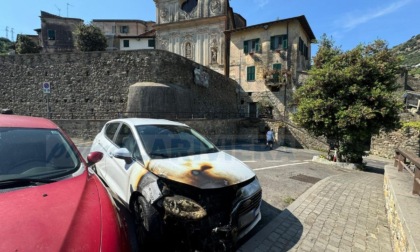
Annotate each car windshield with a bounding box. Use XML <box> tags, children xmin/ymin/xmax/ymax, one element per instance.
<box><xmin>0</xmin><ymin>128</ymin><xmax>81</xmax><ymax>182</ymax></box>
<box><xmin>136</xmin><ymin>125</ymin><xmax>218</xmax><ymax>159</ymax></box>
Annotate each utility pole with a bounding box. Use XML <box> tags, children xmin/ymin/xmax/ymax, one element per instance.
<box><xmin>5</xmin><ymin>26</ymin><xmax>8</xmax><ymax>39</ymax></box>
<box><xmin>10</xmin><ymin>28</ymin><xmax>14</xmax><ymax>41</ymax></box>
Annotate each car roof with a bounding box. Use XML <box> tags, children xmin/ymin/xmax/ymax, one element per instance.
<box><xmin>109</xmin><ymin>118</ymin><xmax>189</xmax><ymax>127</ymax></box>
<box><xmin>0</xmin><ymin>115</ymin><xmax>59</xmax><ymax>129</ymax></box>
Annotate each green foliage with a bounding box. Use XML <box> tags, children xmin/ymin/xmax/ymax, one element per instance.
<box><xmin>0</xmin><ymin>37</ymin><xmax>14</xmax><ymax>54</ymax></box>
<box><xmin>294</xmin><ymin>35</ymin><xmax>403</xmax><ymax>163</ymax></box>
<box><xmin>15</xmin><ymin>35</ymin><xmax>40</xmax><ymax>54</ymax></box>
<box><xmin>73</xmin><ymin>23</ymin><xmax>107</xmax><ymax>52</ymax></box>
<box><xmin>402</xmin><ymin>121</ymin><xmax>420</xmax><ymax>130</ymax></box>
<box><xmin>392</xmin><ymin>34</ymin><xmax>420</xmax><ymax>68</ymax></box>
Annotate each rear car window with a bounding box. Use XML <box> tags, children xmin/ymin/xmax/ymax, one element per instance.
<box><xmin>0</xmin><ymin>128</ymin><xmax>80</xmax><ymax>179</ymax></box>
<box><xmin>105</xmin><ymin>123</ymin><xmax>120</xmax><ymax>141</ymax></box>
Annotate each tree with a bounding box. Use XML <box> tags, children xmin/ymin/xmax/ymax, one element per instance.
<box><xmin>0</xmin><ymin>37</ymin><xmax>14</xmax><ymax>54</ymax></box>
<box><xmin>15</xmin><ymin>35</ymin><xmax>40</xmax><ymax>54</ymax></box>
<box><xmin>293</xmin><ymin>35</ymin><xmax>403</xmax><ymax>163</ymax></box>
<box><xmin>73</xmin><ymin>23</ymin><xmax>107</xmax><ymax>52</ymax></box>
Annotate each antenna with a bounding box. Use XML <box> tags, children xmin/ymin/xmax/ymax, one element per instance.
<box><xmin>66</xmin><ymin>3</ymin><xmax>73</xmax><ymax>17</ymax></box>
<box><xmin>55</xmin><ymin>5</ymin><xmax>61</xmax><ymax>16</ymax></box>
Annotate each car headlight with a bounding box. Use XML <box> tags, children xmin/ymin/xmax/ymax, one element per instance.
<box><xmin>163</xmin><ymin>195</ymin><xmax>207</xmax><ymax>220</ymax></box>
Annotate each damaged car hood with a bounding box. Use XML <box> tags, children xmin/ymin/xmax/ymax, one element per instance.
<box><xmin>147</xmin><ymin>151</ymin><xmax>255</xmax><ymax>189</ymax></box>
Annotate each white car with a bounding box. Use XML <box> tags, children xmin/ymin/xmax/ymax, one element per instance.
<box><xmin>90</xmin><ymin>118</ymin><xmax>262</xmax><ymax>251</ymax></box>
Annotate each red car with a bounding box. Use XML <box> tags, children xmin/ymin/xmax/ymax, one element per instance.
<box><xmin>0</xmin><ymin>114</ymin><xmax>127</xmax><ymax>251</ymax></box>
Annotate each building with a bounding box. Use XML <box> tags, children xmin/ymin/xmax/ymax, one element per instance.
<box><xmin>226</xmin><ymin>16</ymin><xmax>316</xmax><ymax>118</ymax></box>
<box><xmin>153</xmin><ymin>0</ymin><xmax>246</xmax><ymax>73</ymax></box>
<box><xmin>36</xmin><ymin>11</ymin><xmax>83</xmax><ymax>53</ymax></box>
<box><xmin>152</xmin><ymin>1</ymin><xmax>316</xmax><ymax>119</ymax></box>
<box><xmin>92</xmin><ymin>19</ymin><xmax>156</xmax><ymax>51</ymax></box>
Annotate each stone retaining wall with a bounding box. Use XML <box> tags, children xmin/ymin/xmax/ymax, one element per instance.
<box><xmin>384</xmin><ymin>165</ymin><xmax>420</xmax><ymax>252</ymax></box>
<box><xmin>0</xmin><ymin>50</ymin><xmax>242</xmax><ymax>118</ymax></box>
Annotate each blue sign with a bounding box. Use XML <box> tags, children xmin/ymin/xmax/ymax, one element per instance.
<box><xmin>43</xmin><ymin>82</ymin><xmax>51</xmax><ymax>94</ymax></box>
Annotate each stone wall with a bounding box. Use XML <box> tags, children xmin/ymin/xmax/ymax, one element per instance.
<box><xmin>280</xmin><ymin>122</ymin><xmax>329</xmax><ymax>151</ymax></box>
<box><xmin>0</xmin><ymin>50</ymin><xmax>243</xmax><ymax>118</ymax></box>
<box><xmin>371</xmin><ymin>128</ymin><xmax>420</xmax><ymax>159</ymax></box>
<box><xmin>384</xmin><ymin>165</ymin><xmax>420</xmax><ymax>252</ymax></box>
<box><xmin>370</xmin><ymin>112</ymin><xmax>420</xmax><ymax>159</ymax></box>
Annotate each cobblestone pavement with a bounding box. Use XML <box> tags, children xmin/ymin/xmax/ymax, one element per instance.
<box><xmin>239</xmin><ymin>172</ymin><xmax>393</xmax><ymax>252</ymax></box>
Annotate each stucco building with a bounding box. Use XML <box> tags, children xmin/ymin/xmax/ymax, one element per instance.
<box><xmin>92</xmin><ymin>19</ymin><xmax>156</xmax><ymax>51</ymax></box>
<box><xmin>226</xmin><ymin>16</ymin><xmax>316</xmax><ymax>118</ymax></box>
<box><xmin>36</xmin><ymin>11</ymin><xmax>83</xmax><ymax>53</ymax></box>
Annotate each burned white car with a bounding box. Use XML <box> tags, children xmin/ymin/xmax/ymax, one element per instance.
<box><xmin>90</xmin><ymin>118</ymin><xmax>262</xmax><ymax>250</ymax></box>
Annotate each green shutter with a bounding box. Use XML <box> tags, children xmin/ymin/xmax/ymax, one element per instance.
<box><xmin>244</xmin><ymin>41</ymin><xmax>249</xmax><ymax>54</ymax></box>
<box><xmin>247</xmin><ymin>66</ymin><xmax>255</xmax><ymax>81</ymax></box>
<box><xmin>270</xmin><ymin>36</ymin><xmax>275</xmax><ymax>50</ymax></box>
<box><xmin>273</xmin><ymin>63</ymin><xmax>282</xmax><ymax>70</ymax></box>
<box><xmin>282</xmin><ymin>38</ymin><xmax>288</xmax><ymax>49</ymax></box>
<box><xmin>255</xmin><ymin>39</ymin><xmax>260</xmax><ymax>52</ymax></box>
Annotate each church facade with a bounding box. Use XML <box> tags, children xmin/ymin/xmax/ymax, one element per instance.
<box><xmin>153</xmin><ymin>0</ymin><xmax>245</xmax><ymax>73</ymax></box>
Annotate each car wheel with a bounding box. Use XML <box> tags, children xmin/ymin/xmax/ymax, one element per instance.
<box><xmin>133</xmin><ymin>195</ymin><xmax>162</xmax><ymax>248</ymax></box>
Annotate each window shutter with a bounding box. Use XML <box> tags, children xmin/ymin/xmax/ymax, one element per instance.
<box><xmin>244</xmin><ymin>41</ymin><xmax>249</xmax><ymax>54</ymax></box>
<box><xmin>273</xmin><ymin>63</ymin><xmax>282</xmax><ymax>70</ymax></box>
<box><xmin>256</xmin><ymin>39</ymin><xmax>260</xmax><ymax>52</ymax></box>
<box><xmin>282</xmin><ymin>38</ymin><xmax>288</xmax><ymax>49</ymax></box>
<box><xmin>270</xmin><ymin>36</ymin><xmax>275</xmax><ymax>50</ymax></box>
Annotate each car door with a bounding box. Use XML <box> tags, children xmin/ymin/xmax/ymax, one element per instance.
<box><xmin>105</xmin><ymin>123</ymin><xmax>136</xmax><ymax>204</ymax></box>
<box><xmin>92</xmin><ymin>122</ymin><xmax>121</xmax><ymax>180</ymax></box>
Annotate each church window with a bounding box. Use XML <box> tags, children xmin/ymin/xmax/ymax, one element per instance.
<box><xmin>181</xmin><ymin>0</ymin><xmax>198</xmax><ymax>13</ymax></box>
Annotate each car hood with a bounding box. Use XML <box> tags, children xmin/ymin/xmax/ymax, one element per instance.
<box><xmin>0</xmin><ymin>173</ymin><xmax>105</xmax><ymax>251</ymax></box>
<box><xmin>147</xmin><ymin>151</ymin><xmax>255</xmax><ymax>189</ymax></box>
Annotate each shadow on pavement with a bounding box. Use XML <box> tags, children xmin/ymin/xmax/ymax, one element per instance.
<box><xmin>236</xmin><ymin>200</ymin><xmax>282</xmax><ymax>248</ymax></box>
<box><xmin>238</xmin><ymin>209</ymin><xmax>303</xmax><ymax>251</ymax></box>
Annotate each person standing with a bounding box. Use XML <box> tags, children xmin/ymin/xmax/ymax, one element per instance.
<box><xmin>266</xmin><ymin>128</ymin><xmax>274</xmax><ymax>150</ymax></box>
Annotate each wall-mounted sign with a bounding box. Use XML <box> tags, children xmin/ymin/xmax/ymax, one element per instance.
<box><xmin>42</xmin><ymin>82</ymin><xmax>51</xmax><ymax>94</ymax></box>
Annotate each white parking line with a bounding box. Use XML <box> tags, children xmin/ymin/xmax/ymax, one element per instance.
<box><xmin>253</xmin><ymin>162</ymin><xmax>310</xmax><ymax>171</ymax></box>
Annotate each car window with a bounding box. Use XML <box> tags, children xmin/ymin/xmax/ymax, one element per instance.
<box><xmin>0</xmin><ymin>128</ymin><xmax>81</xmax><ymax>180</ymax></box>
<box><xmin>105</xmin><ymin>123</ymin><xmax>120</xmax><ymax>141</ymax></box>
<box><xmin>136</xmin><ymin>125</ymin><xmax>218</xmax><ymax>159</ymax></box>
<box><xmin>115</xmin><ymin>124</ymin><xmax>142</xmax><ymax>161</ymax></box>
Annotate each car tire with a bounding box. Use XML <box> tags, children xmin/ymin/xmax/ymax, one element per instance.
<box><xmin>134</xmin><ymin>195</ymin><xmax>162</xmax><ymax>249</ymax></box>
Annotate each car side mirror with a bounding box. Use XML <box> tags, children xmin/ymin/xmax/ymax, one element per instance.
<box><xmin>113</xmin><ymin>148</ymin><xmax>133</xmax><ymax>164</ymax></box>
<box><xmin>87</xmin><ymin>151</ymin><xmax>103</xmax><ymax>167</ymax></box>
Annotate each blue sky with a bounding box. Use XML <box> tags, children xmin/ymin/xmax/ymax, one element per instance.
<box><xmin>1</xmin><ymin>0</ymin><xmax>419</xmax><ymax>54</ymax></box>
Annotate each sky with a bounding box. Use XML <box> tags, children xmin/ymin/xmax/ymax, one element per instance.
<box><xmin>1</xmin><ymin>0</ymin><xmax>419</xmax><ymax>55</ymax></box>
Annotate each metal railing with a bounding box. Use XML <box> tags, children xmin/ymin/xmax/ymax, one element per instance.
<box><xmin>394</xmin><ymin>148</ymin><xmax>420</xmax><ymax>195</ymax></box>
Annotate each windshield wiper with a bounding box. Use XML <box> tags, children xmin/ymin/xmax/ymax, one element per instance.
<box><xmin>0</xmin><ymin>178</ymin><xmax>57</xmax><ymax>189</ymax></box>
